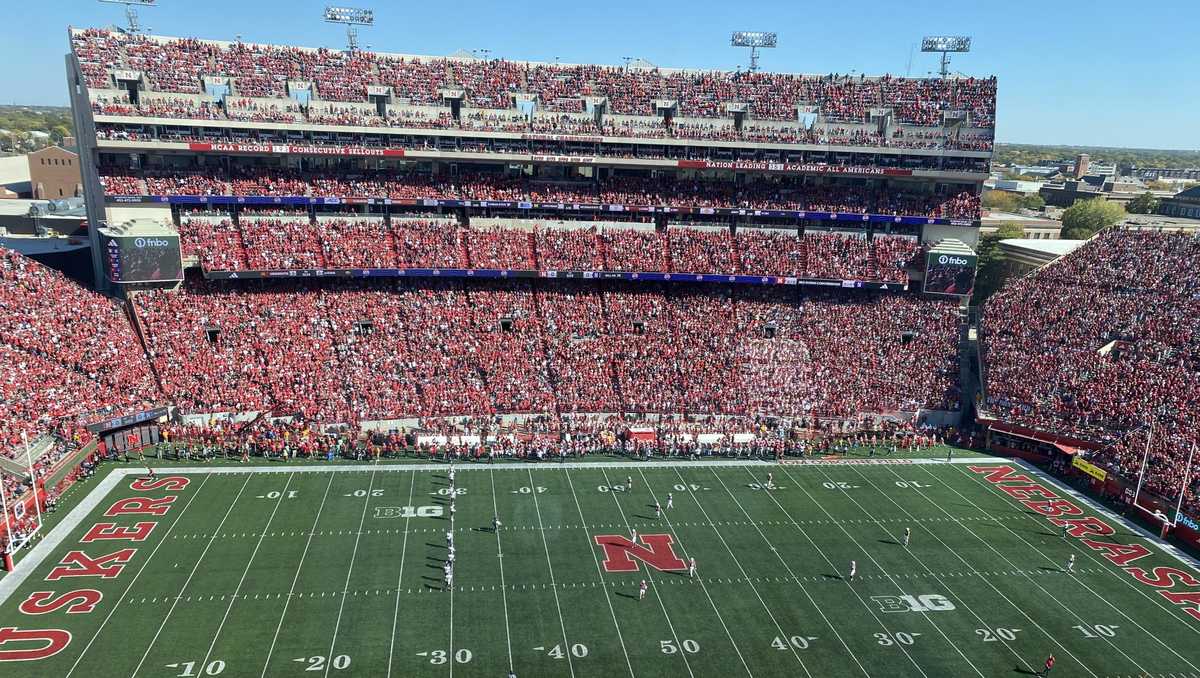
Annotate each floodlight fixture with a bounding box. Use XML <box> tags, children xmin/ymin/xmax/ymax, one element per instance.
<box><xmin>98</xmin><ymin>0</ymin><xmax>157</xmax><ymax>35</ymax></box>
<box><xmin>731</xmin><ymin>31</ymin><xmax>777</xmax><ymax>72</ymax></box>
<box><xmin>324</xmin><ymin>5</ymin><xmax>374</xmax><ymax>53</ymax></box>
<box><xmin>921</xmin><ymin>35</ymin><xmax>971</xmax><ymax>78</ymax></box>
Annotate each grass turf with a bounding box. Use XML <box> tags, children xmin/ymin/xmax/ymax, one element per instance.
<box><xmin>2</xmin><ymin>457</ymin><xmax>1199</xmax><ymax>678</ymax></box>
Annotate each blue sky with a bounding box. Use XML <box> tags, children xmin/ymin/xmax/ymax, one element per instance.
<box><xmin>2</xmin><ymin>0</ymin><xmax>1196</xmax><ymax>149</ymax></box>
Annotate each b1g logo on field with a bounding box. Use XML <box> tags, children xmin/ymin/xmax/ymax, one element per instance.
<box><xmin>872</xmin><ymin>594</ymin><xmax>956</xmax><ymax>613</ymax></box>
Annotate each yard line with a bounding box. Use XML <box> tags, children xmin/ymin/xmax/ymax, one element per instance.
<box><xmin>527</xmin><ymin>468</ymin><xmax>577</xmax><ymax>678</ymax></box>
<box><xmin>597</xmin><ymin>468</ymin><xmax>696</xmax><ymax>678</ymax></box>
<box><xmin>690</xmin><ymin>467</ymin><xmax>871</xmax><ymax>678</ymax></box>
<box><xmin>325</xmin><ymin>466</ymin><xmax>380</xmax><ymax>678</ymax></box>
<box><xmin>128</xmin><ymin>473</ymin><xmax>253</xmax><ymax>678</ymax></box>
<box><xmin>1023</xmin><ymin>463</ymin><xmax>1200</xmax><ymax>630</ymax></box>
<box><xmin>490</xmin><ymin>467</ymin><xmax>514</xmax><ymax>674</ymax></box>
<box><xmin>635</xmin><ymin>469</ymin><xmax>757</xmax><ymax>678</ymax></box>
<box><xmin>562</xmin><ymin>468</ymin><xmax>636</xmax><ymax>678</ymax></box>
<box><xmin>63</xmin><ymin>473</ymin><xmax>214</xmax><ymax>678</ymax></box>
<box><xmin>941</xmin><ymin>463</ymin><xmax>1200</xmax><ymax>674</ymax></box>
<box><xmin>835</xmin><ymin>465</ymin><xmax>1091</xmax><ymax>677</ymax></box>
<box><xmin>199</xmin><ymin>472</ymin><xmax>296</xmax><ymax>671</ymax></box>
<box><xmin>386</xmin><ymin>470</ymin><xmax>419</xmax><ymax>678</ymax></box>
<box><xmin>772</xmin><ymin>465</ymin><xmax>987</xmax><ymax>678</ymax></box>
<box><xmin>765</xmin><ymin>465</ymin><xmax>933</xmax><ymax>678</ymax></box>
<box><xmin>260</xmin><ymin>472</ymin><xmax>337</xmax><ymax>678</ymax></box>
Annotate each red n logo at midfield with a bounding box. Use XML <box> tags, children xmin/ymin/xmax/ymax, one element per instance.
<box><xmin>594</xmin><ymin>534</ymin><xmax>687</xmax><ymax>573</ymax></box>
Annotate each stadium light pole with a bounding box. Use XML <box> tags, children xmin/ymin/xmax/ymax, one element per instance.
<box><xmin>920</xmin><ymin>36</ymin><xmax>971</xmax><ymax>78</ymax></box>
<box><xmin>323</xmin><ymin>5</ymin><xmax>374</xmax><ymax>53</ymax></box>
<box><xmin>98</xmin><ymin>0</ymin><xmax>157</xmax><ymax>35</ymax></box>
<box><xmin>730</xmin><ymin>31</ymin><xmax>778</xmax><ymax>73</ymax></box>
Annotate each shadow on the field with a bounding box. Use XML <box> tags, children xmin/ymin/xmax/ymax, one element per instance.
<box><xmin>821</xmin><ymin>573</ymin><xmax>842</xmax><ymax>580</ymax></box>
<box><xmin>614</xmin><ymin>591</ymin><xmax>639</xmax><ymax>600</ymax></box>
<box><xmin>877</xmin><ymin>539</ymin><xmax>898</xmax><ymax>546</ymax></box>
<box><xmin>428</xmin><ymin>556</ymin><xmax>446</xmax><ymax>564</ymax></box>
<box><xmin>1038</xmin><ymin>566</ymin><xmax>1062</xmax><ymax>572</ymax></box>
<box><xmin>426</xmin><ymin>542</ymin><xmax>447</xmax><ymax>549</ymax></box>
<box><xmin>1012</xmin><ymin>667</ymin><xmax>1041</xmax><ymax>675</ymax></box>
<box><xmin>472</xmin><ymin>527</ymin><xmax>495</xmax><ymax>533</ymax></box>
<box><xmin>633</xmin><ymin>514</ymin><xmax>655</xmax><ymax>520</ymax></box>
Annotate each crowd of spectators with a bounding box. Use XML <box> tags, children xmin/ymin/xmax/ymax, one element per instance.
<box><xmin>175</xmin><ymin>212</ymin><xmax>919</xmax><ymax>282</ymax></box>
<box><xmin>133</xmin><ymin>277</ymin><xmax>960</xmax><ymax>426</ymax></box>
<box><xmin>0</xmin><ymin>248</ymin><xmax>160</xmax><ymax>461</ymax></box>
<box><xmin>73</xmin><ymin>28</ymin><xmax>996</xmax><ymax>140</ymax></box>
<box><xmin>99</xmin><ymin>167</ymin><xmax>982</xmax><ymax>220</ymax></box>
<box><xmin>982</xmin><ymin>229</ymin><xmax>1200</xmax><ymax>513</ymax></box>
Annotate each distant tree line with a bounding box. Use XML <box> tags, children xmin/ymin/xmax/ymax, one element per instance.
<box><xmin>0</xmin><ymin>106</ymin><xmax>74</xmax><ymax>154</ymax></box>
<box><xmin>995</xmin><ymin>143</ymin><xmax>1200</xmax><ymax>171</ymax></box>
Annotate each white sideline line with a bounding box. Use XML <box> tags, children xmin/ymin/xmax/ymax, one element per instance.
<box><xmin>259</xmin><ymin>473</ymin><xmax>337</xmax><ymax>678</ymax></box>
<box><xmin>489</xmin><ymin>468</ymin><xmax>514</xmax><ymax>674</ymax></box>
<box><xmin>324</xmin><ymin>466</ymin><xmax>380</xmax><ymax>678</ymax></box>
<box><xmin>674</xmin><ymin>468</ymin><xmax>812</xmax><ymax>677</ymax></box>
<box><xmin>0</xmin><ymin>470</ymin><xmax>127</xmax><ymax>606</ymax></box>
<box><xmin>596</xmin><ymin>468</ymin><xmax>695</xmax><ymax>678</ymax></box>
<box><xmin>61</xmin><ymin>473</ymin><xmax>213</xmax><ymax>678</ymax></box>
<box><xmin>830</xmin><ymin>465</ymin><xmax>1063</xmax><ymax>676</ymax></box>
<box><xmin>561</xmin><ymin>468</ymin><xmax>636</xmax><ymax>678</ymax></box>
<box><xmin>0</xmin><ymin>452</ymin><xmax>982</xmax><ymax>606</ymax></box>
<box><xmin>1016</xmin><ymin>460</ymin><xmax>1200</xmax><ymax>572</ymax></box>
<box><xmin>200</xmin><ymin>472</ymin><xmax>296</xmax><ymax>670</ymax></box>
<box><xmin>526</xmin><ymin>468</ymin><xmax>577</xmax><ymax>678</ymax></box>
<box><xmin>101</xmin><ymin>455</ymin><xmax>984</xmax><ymax>476</ymax></box>
<box><xmin>1017</xmin><ymin>463</ymin><xmax>1200</xmax><ymax>637</ymax></box>
<box><xmin>943</xmin><ymin>463</ymin><xmax>1200</xmax><ymax>673</ymax></box>
<box><xmin>634</xmin><ymin>469</ymin><xmax>757</xmax><ymax>678</ymax></box>
<box><xmin>386</xmin><ymin>469</ymin><xmax>419</xmax><ymax>678</ymax></box>
<box><xmin>128</xmin><ymin>474</ymin><xmax>253</xmax><ymax>677</ymax></box>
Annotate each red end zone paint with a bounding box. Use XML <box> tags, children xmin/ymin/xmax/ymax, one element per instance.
<box><xmin>130</xmin><ymin>476</ymin><xmax>190</xmax><ymax>492</ymax></box>
<box><xmin>594</xmin><ymin>534</ymin><xmax>687</xmax><ymax>573</ymax></box>
<box><xmin>104</xmin><ymin>496</ymin><xmax>177</xmax><ymax>516</ymax></box>
<box><xmin>45</xmin><ymin>549</ymin><xmax>137</xmax><ymax>581</ymax></box>
<box><xmin>0</xmin><ymin>627</ymin><xmax>72</xmax><ymax>661</ymax></box>
<box><xmin>969</xmin><ymin>464</ymin><xmax>1200</xmax><ymax>626</ymax></box>
<box><xmin>80</xmin><ymin>522</ymin><xmax>156</xmax><ymax>543</ymax></box>
<box><xmin>0</xmin><ymin>472</ymin><xmax>193</xmax><ymax>664</ymax></box>
<box><xmin>18</xmin><ymin>590</ymin><xmax>103</xmax><ymax>615</ymax></box>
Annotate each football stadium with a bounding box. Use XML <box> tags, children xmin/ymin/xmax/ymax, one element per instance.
<box><xmin>0</xmin><ymin>6</ymin><xmax>1198</xmax><ymax>678</ymax></box>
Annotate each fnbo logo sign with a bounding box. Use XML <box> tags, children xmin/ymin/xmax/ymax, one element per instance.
<box><xmin>133</xmin><ymin>237</ymin><xmax>172</xmax><ymax>248</ymax></box>
<box><xmin>937</xmin><ymin>255</ymin><xmax>970</xmax><ymax>266</ymax></box>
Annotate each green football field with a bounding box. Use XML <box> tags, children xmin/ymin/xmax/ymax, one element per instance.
<box><xmin>2</xmin><ymin>456</ymin><xmax>1200</xmax><ymax>678</ymax></box>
